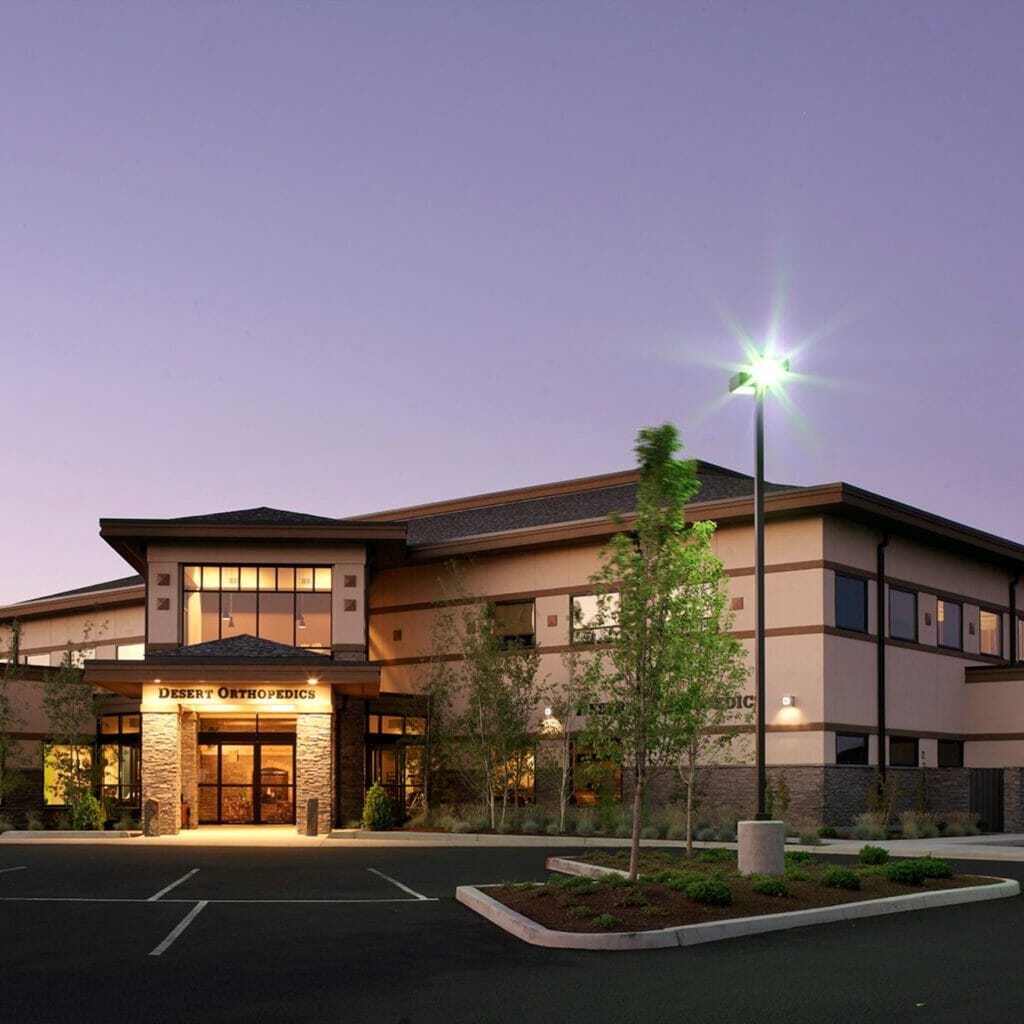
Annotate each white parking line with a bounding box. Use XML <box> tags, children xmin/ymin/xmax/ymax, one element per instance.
<box><xmin>149</xmin><ymin>901</ymin><xmax>208</xmax><ymax>957</ymax></box>
<box><xmin>148</xmin><ymin>868</ymin><xmax>200</xmax><ymax>902</ymax></box>
<box><xmin>0</xmin><ymin>866</ymin><xmax>27</xmax><ymax>875</ymax></box>
<box><xmin>368</xmin><ymin>867</ymin><xmax>431</xmax><ymax>901</ymax></box>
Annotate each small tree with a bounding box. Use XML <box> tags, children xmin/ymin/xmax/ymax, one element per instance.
<box><xmin>581</xmin><ymin>423</ymin><xmax>748</xmax><ymax>878</ymax></box>
<box><xmin>668</xmin><ymin>521</ymin><xmax>750</xmax><ymax>856</ymax></box>
<box><xmin>548</xmin><ymin>644</ymin><xmax>586</xmax><ymax>834</ymax></box>
<box><xmin>42</xmin><ymin>625</ymin><xmax>105</xmax><ymax>826</ymax></box>
<box><xmin>0</xmin><ymin>621</ymin><xmax>27</xmax><ymax>809</ymax></box>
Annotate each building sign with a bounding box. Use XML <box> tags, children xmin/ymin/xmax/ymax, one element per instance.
<box><xmin>142</xmin><ymin>681</ymin><xmax>331</xmax><ymax>712</ymax></box>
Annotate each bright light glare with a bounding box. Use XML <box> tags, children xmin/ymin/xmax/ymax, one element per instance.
<box><xmin>729</xmin><ymin>353</ymin><xmax>790</xmax><ymax>395</ymax></box>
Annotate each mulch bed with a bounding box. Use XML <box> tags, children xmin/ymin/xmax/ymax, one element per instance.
<box><xmin>490</xmin><ymin>855</ymin><xmax>993</xmax><ymax>934</ymax></box>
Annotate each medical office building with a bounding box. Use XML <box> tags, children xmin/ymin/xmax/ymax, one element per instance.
<box><xmin>2</xmin><ymin>462</ymin><xmax>1024</xmax><ymax>834</ymax></box>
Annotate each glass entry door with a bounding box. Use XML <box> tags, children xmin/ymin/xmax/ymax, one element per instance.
<box><xmin>199</xmin><ymin>742</ymin><xmax>295</xmax><ymax>824</ymax></box>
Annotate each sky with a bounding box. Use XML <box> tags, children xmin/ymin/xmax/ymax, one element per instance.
<box><xmin>1</xmin><ymin>0</ymin><xmax>1021</xmax><ymax>605</ymax></box>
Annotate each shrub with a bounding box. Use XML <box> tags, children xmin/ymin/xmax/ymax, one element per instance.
<box><xmin>575</xmin><ymin>812</ymin><xmax>595</xmax><ymax>837</ymax></box>
<box><xmin>657</xmin><ymin>869</ymin><xmax>702</xmax><ymax>891</ymax></box>
<box><xmin>900</xmin><ymin>811</ymin><xmax>940</xmax><ymax>840</ymax></box>
<box><xmin>545</xmin><ymin>822</ymin><xmax>561</xmax><ymax>836</ymax></box>
<box><xmin>0</xmin><ymin>813</ymin><xmax>14</xmax><ymax>833</ymax></box>
<box><xmin>886</xmin><ymin>860</ymin><xmax>927</xmax><ymax>885</ymax></box>
<box><xmin>614</xmin><ymin>888</ymin><xmax>649</xmax><ymax>908</ymax></box>
<box><xmin>820</xmin><ymin>866</ymin><xmax>861</xmax><ymax>890</ymax></box>
<box><xmin>451</xmin><ymin>820</ymin><xmax>473</xmax><ymax>833</ymax></box>
<box><xmin>114</xmin><ymin>810</ymin><xmax>139</xmax><ymax>831</ymax></box>
<box><xmin>852</xmin><ymin>813</ymin><xmax>887</xmax><ymax>841</ymax></box>
<box><xmin>73</xmin><ymin>793</ymin><xmax>104</xmax><ymax>831</ymax></box>
<box><xmin>667</xmin><ymin>824</ymin><xmax>687</xmax><ymax>841</ymax></box>
<box><xmin>695</xmin><ymin>848</ymin><xmax>736</xmax><ymax>864</ymax></box>
<box><xmin>887</xmin><ymin>857</ymin><xmax>952</xmax><ymax>884</ymax></box>
<box><xmin>859</xmin><ymin>845</ymin><xmax>890</xmax><ymax>866</ymax></box>
<box><xmin>593</xmin><ymin>913</ymin><xmax>623</xmax><ymax>930</ymax></box>
<box><xmin>695</xmin><ymin>826</ymin><xmax>717</xmax><ymax>842</ymax></box>
<box><xmin>717</xmin><ymin>827</ymin><xmax>738</xmax><ymax>843</ymax></box>
<box><xmin>785</xmin><ymin>850</ymin><xmax>816</xmax><ymax>865</ymax></box>
<box><xmin>798</xmin><ymin>830</ymin><xmax>823</xmax><ymax>846</ymax></box>
<box><xmin>552</xmin><ymin>875</ymin><xmax>596</xmax><ymax>895</ymax></box>
<box><xmin>686</xmin><ymin>878</ymin><xmax>733</xmax><ymax>906</ymax></box>
<box><xmin>640</xmin><ymin>826</ymin><xmax>659</xmax><ymax>840</ymax></box>
<box><xmin>940</xmin><ymin>811</ymin><xmax>981</xmax><ymax>837</ymax></box>
<box><xmin>751</xmin><ymin>875</ymin><xmax>790</xmax><ymax>898</ymax></box>
<box><xmin>522</xmin><ymin>816</ymin><xmax>544</xmax><ymax>834</ymax></box>
<box><xmin>567</xmin><ymin>904</ymin><xmax>594</xmax><ymax>918</ymax></box>
<box><xmin>361</xmin><ymin>783</ymin><xmax>394</xmax><ymax>831</ymax></box>
<box><xmin>785</xmin><ymin>866</ymin><xmax>812</xmax><ymax>882</ymax></box>
<box><xmin>818</xmin><ymin>826</ymin><xmax>838</xmax><ymax>839</ymax></box>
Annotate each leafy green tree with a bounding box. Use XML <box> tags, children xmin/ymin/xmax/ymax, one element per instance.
<box><xmin>581</xmin><ymin>423</ymin><xmax>748</xmax><ymax>878</ymax></box>
<box><xmin>425</xmin><ymin>576</ymin><xmax>544</xmax><ymax>829</ymax></box>
<box><xmin>0</xmin><ymin>620</ymin><xmax>27</xmax><ymax>809</ymax></box>
<box><xmin>42</xmin><ymin>625</ymin><xmax>105</xmax><ymax>827</ymax></box>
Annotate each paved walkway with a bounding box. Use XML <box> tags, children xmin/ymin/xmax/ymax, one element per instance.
<box><xmin>6</xmin><ymin>825</ymin><xmax>1024</xmax><ymax>859</ymax></box>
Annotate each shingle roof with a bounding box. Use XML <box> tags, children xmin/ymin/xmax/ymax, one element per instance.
<box><xmin>19</xmin><ymin>574</ymin><xmax>145</xmax><ymax>603</ymax></box>
<box><xmin>169</xmin><ymin>507</ymin><xmax>346</xmax><ymax>526</ymax></box>
<box><xmin>402</xmin><ymin>464</ymin><xmax>794</xmax><ymax>547</ymax></box>
<box><xmin>150</xmin><ymin>635</ymin><xmax>333</xmax><ymax>660</ymax></box>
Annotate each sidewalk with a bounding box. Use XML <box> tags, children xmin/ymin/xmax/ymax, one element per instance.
<box><xmin>5</xmin><ymin>825</ymin><xmax>1024</xmax><ymax>859</ymax></box>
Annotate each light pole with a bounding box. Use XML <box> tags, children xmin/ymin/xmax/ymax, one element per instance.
<box><xmin>730</xmin><ymin>354</ymin><xmax>789</xmax><ymax>819</ymax></box>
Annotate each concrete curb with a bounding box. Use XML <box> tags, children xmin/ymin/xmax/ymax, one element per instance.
<box><xmin>0</xmin><ymin>830</ymin><xmax>142</xmax><ymax>841</ymax></box>
<box><xmin>456</xmin><ymin>862</ymin><xmax>1020</xmax><ymax>951</ymax></box>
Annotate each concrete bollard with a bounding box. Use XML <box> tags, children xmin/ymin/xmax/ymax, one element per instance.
<box><xmin>738</xmin><ymin>819</ymin><xmax>785</xmax><ymax>876</ymax></box>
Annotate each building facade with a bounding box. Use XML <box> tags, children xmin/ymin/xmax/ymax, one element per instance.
<box><xmin>2</xmin><ymin>462</ymin><xmax>1023</xmax><ymax>834</ymax></box>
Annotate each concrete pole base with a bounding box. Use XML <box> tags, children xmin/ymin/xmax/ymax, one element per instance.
<box><xmin>738</xmin><ymin>820</ymin><xmax>785</xmax><ymax>876</ymax></box>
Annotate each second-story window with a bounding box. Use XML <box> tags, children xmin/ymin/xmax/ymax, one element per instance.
<box><xmin>571</xmin><ymin>592</ymin><xmax>619</xmax><ymax>644</ymax></box>
<box><xmin>937</xmin><ymin>598</ymin><xmax>962</xmax><ymax>650</ymax></box>
<box><xmin>493</xmin><ymin>600</ymin><xmax>535</xmax><ymax>647</ymax></box>
<box><xmin>183</xmin><ymin>565</ymin><xmax>332</xmax><ymax>653</ymax></box>
<box><xmin>979</xmin><ymin>609</ymin><xmax>1002</xmax><ymax>657</ymax></box>
<box><xmin>835</xmin><ymin>574</ymin><xmax>868</xmax><ymax>633</ymax></box>
<box><xmin>889</xmin><ymin>587</ymin><xmax>917</xmax><ymax>641</ymax></box>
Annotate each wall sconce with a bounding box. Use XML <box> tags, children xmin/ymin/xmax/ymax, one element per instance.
<box><xmin>544</xmin><ymin>707</ymin><xmax>553</xmax><ymax>718</ymax></box>
<box><xmin>780</xmin><ymin>695</ymin><xmax>796</xmax><ymax>707</ymax></box>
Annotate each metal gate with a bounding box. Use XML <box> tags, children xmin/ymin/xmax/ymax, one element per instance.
<box><xmin>969</xmin><ymin>768</ymin><xmax>1004</xmax><ymax>833</ymax></box>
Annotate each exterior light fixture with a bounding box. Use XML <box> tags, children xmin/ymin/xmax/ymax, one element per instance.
<box><xmin>781</xmin><ymin>695</ymin><xmax>796</xmax><ymax>707</ymax></box>
<box><xmin>729</xmin><ymin>349</ymin><xmax>791</xmax><ymax>819</ymax></box>
<box><xmin>307</xmin><ymin>677</ymin><xmax>319</xmax><ymax>686</ymax></box>
<box><xmin>544</xmin><ymin>706</ymin><xmax>553</xmax><ymax>717</ymax></box>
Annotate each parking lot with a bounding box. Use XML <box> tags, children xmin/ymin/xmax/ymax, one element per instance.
<box><xmin>3</xmin><ymin>839</ymin><xmax>1024</xmax><ymax>1023</ymax></box>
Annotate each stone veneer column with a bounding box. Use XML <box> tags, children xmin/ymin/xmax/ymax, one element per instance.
<box><xmin>179</xmin><ymin>712</ymin><xmax>199</xmax><ymax>829</ymax></box>
<box><xmin>337</xmin><ymin>698</ymin><xmax>366</xmax><ymax>827</ymax></box>
<box><xmin>142</xmin><ymin>711</ymin><xmax>182</xmax><ymax>835</ymax></box>
<box><xmin>296</xmin><ymin>712</ymin><xmax>334</xmax><ymax>835</ymax></box>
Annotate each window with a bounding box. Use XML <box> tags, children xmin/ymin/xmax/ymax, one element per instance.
<box><xmin>493</xmin><ymin>601</ymin><xmax>535</xmax><ymax>647</ymax></box>
<box><xmin>365</xmin><ymin>711</ymin><xmax>428</xmax><ymax>816</ymax></box>
<box><xmin>937</xmin><ymin>599</ymin><xmax>962</xmax><ymax>650</ymax></box>
<box><xmin>99</xmin><ymin>714</ymin><xmax>141</xmax><ymax>806</ymax></box>
<box><xmin>889</xmin><ymin>736</ymin><xmax>919</xmax><ymax>767</ymax></box>
<box><xmin>835</xmin><ymin>574</ymin><xmax>868</xmax><ymax>633</ymax></box>
<box><xmin>571</xmin><ymin>743</ymin><xmax>622</xmax><ymax>806</ymax></box>
<box><xmin>889</xmin><ymin>588</ymin><xmax>917</xmax><ymax>641</ymax></box>
<box><xmin>571</xmin><ymin>592</ymin><xmax>619</xmax><ymax>644</ymax></box>
<box><xmin>836</xmin><ymin>732</ymin><xmax>869</xmax><ymax>765</ymax></box>
<box><xmin>183</xmin><ymin>564</ymin><xmax>333</xmax><ymax>652</ymax></box>
<box><xmin>979</xmin><ymin>609</ymin><xmax>1002</xmax><ymax>657</ymax></box>
<box><xmin>43</xmin><ymin>744</ymin><xmax>93</xmax><ymax>806</ymax></box>
<box><xmin>937</xmin><ymin>739</ymin><xmax>964</xmax><ymax>768</ymax></box>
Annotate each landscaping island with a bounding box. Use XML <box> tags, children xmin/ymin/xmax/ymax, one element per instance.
<box><xmin>457</xmin><ymin>847</ymin><xmax>1019</xmax><ymax>950</ymax></box>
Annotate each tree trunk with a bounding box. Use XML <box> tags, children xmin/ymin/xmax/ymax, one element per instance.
<box><xmin>686</xmin><ymin>762</ymin><xmax>694</xmax><ymax>858</ymax></box>
<box><xmin>629</xmin><ymin>768</ymin><xmax>643</xmax><ymax>880</ymax></box>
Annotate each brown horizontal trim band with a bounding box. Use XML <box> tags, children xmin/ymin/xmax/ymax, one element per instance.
<box><xmin>965</xmin><ymin>667</ymin><xmax>1024</xmax><ymax>683</ymax></box>
<box><xmin>19</xmin><ymin>635</ymin><xmax>146</xmax><ymax>657</ymax></box>
<box><xmin>727</xmin><ymin>559</ymin><xmax>830</xmax><ymax>578</ymax></box>
<box><xmin>10</xmin><ymin>732</ymin><xmax>48</xmax><ymax>742</ymax></box>
<box><xmin>375</xmin><ymin>645</ymin><xmax>585</xmax><ymax>668</ymax></box>
<box><xmin>370</xmin><ymin>585</ymin><xmax>607</xmax><ymax>616</ymax></box>
<box><xmin>331</xmin><ymin>643</ymin><xmax>365</xmax><ymax>653</ymax></box>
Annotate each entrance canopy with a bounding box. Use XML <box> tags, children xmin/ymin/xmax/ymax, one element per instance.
<box><xmin>85</xmin><ymin>634</ymin><xmax>381</xmax><ymax>703</ymax></box>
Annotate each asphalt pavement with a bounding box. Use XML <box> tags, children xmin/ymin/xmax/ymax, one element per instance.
<box><xmin>1</xmin><ymin>836</ymin><xmax>1023</xmax><ymax>1023</ymax></box>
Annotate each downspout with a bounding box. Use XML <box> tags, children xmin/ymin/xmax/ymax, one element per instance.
<box><xmin>877</xmin><ymin>533</ymin><xmax>890</xmax><ymax>779</ymax></box>
<box><xmin>1011</xmin><ymin>574</ymin><xmax>1019</xmax><ymax>664</ymax></box>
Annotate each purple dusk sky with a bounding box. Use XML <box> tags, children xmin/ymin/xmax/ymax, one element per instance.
<box><xmin>1</xmin><ymin>1</ymin><xmax>1021</xmax><ymax>606</ymax></box>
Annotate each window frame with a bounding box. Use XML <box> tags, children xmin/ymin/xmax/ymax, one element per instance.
<box><xmin>492</xmin><ymin>599</ymin><xmax>536</xmax><ymax>648</ymax></box>
<box><xmin>937</xmin><ymin>739</ymin><xmax>964</xmax><ymax>768</ymax></box>
<box><xmin>835</xmin><ymin>573</ymin><xmax>869</xmax><ymax>634</ymax></box>
<box><xmin>888</xmin><ymin>736</ymin><xmax>919</xmax><ymax>768</ymax></box>
<box><xmin>835</xmin><ymin>731</ymin><xmax>869</xmax><ymax>766</ymax></box>
<box><xmin>570</xmin><ymin>592</ymin><xmax>619</xmax><ymax>645</ymax></box>
<box><xmin>936</xmin><ymin>597</ymin><xmax>963</xmax><ymax>650</ymax></box>
<box><xmin>979</xmin><ymin>608</ymin><xmax>1002</xmax><ymax>658</ymax></box>
<box><xmin>888</xmin><ymin>587</ymin><xmax>918</xmax><ymax>642</ymax></box>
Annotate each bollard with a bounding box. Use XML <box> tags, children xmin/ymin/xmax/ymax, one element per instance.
<box><xmin>305</xmin><ymin>798</ymin><xmax>319</xmax><ymax>837</ymax></box>
<box><xmin>143</xmin><ymin>799</ymin><xmax>161</xmax><ymax>837</ymax></box>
